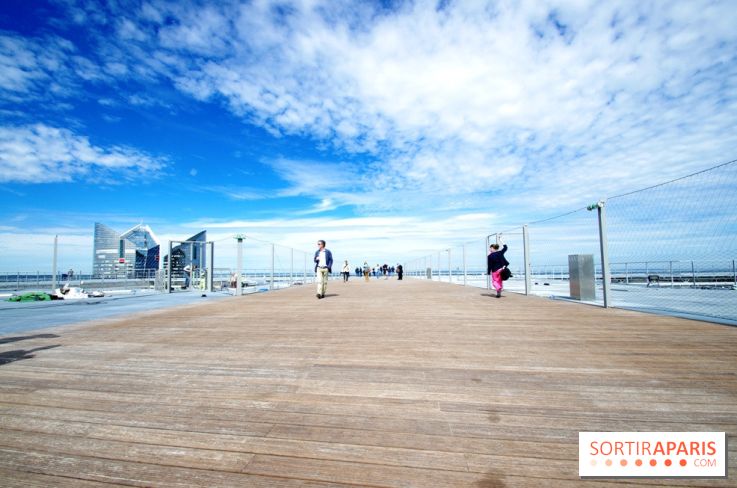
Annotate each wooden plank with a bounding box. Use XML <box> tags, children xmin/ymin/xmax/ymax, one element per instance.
<box><xmin>0</xmin><ymin>467</ymin><xmax>120</xmax><ymax>487</ymax></box>
<box><xmin>0</xmin><ymin>429</ymin><xmax>255</xmax><ymax>472</ymax></box>
<box><xmin>0</xmin><ymin>448</ymin><xmax>345</xmax><ymax>487</ymax></box>
<box><xmin>1</xmin><ymin>279</ymin><xmax>736</xmax><ymax>486</ymax></box>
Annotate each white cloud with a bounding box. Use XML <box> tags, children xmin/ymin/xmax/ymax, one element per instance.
<box><xmin>6</xmin><ymin>0</ymin><xmax>737</xmax><ymax>219</ymax></box>
<box><xmin>76</xmin><ymin>0</ymin><xmax>735</xmax><ymax>213</ymax></box>
<box><xmin>0</xmin><ymin>124</ymin><xmax>166</xmax><ymax>184</ymax></box>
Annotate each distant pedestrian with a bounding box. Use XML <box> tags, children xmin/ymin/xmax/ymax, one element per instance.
<box><xmin>341</xmin><ymin>260</ymin><xmax>350</xmax><ymax>282</ymax></box>
<box><xmin>200</xmin><ymin>267</ymin><xmax>208</xmax><ymax>291</ymax></box>
<box><xmin>314</xmin><ymin>240</ymin><xmax>333</xmax><ymax>299</ymax></box>
<box><xmin>183</xmin><ymin>264</ymin><xmax>192</xmax><ymax>289</ymax></box>
<box><xmin>363</xmin><ymin>262</ymin><xmax>370</xmax><ymax>282</ymax></box>
<box><xmin>67</xmin><ymin>268</ymin><xmax>74</xmax><ymax>279</ymax></box>
<box><xmin>397</xmin><ymin>264</ymin><xmax>403</xmax><ymax>280</ymax></box>
<box><xmin>487</xmin><ymin>236</ymin><xmax>509</xmax><ymax>298</ymax></box>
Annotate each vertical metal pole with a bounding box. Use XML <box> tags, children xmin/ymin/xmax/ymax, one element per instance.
<box><xmin>669</xmin><ymin>261</ymin><xmax>674</xmax><ymax>288</ymax></box>
<box><xmin>448</xmin><ymin>249</ymin><xmax>452</xmax><ymax>283</ymax></box>
<box><xmin>167</xmin><ymin>241</ymin><xmax>173</xmax><ymax>293</ymax></box>
<box><xmin>523</xmin><ymin>225</ymin><xmax>531</xmax><ymax>296</ymax></box>
<box><xmin>236</xmin><ymin>237</ymin><xmax>243</xmax><ymax>296</ymax></box>
<box><xmin>189</xmin><ymin>241</ymin><xmax>194</xmax><ymax>274</ymax></box>
<box><xmin>596</xmin><ymin>201</ymin><xmax>612</xmax><ymax>308</ymax></box>
<box><xmin>485</xmin><ymin>236</ymin><xmax>491</xmax><ymax>290</ymax></box>
<box><xmin>208</xmin><ymin>242</ymin><xmax>214</xmax><ymax>292</ymax></box>
<box><xmin>625</xmin><ymin>262</ymin><xmax>629</xmax><ymax>284</ymax></box>
<box><xmin>270</xmin><ymin>244</ymin><xmax>275</xmax><ymax>290</ymax></box>
<box><xmin>462</xmin><ymin>244</ymin><xmax>467</xmax><ymax>286</ymax></box>
<box><xmin>733</xmin><ymin>259</ymin><xmax>736</xmax><ymax>287</ymax></box>
<box><xmin>691</xmin><ymin>260</ymin><xmax>696</xmax><ymax>287</ymax></box>
<box><xmin>17</xmin><ymin>271</ymin><xmax>20</xmax><ymax>290</ymax></box>
<box><xmin>304</xmin><ymin>253</ymin><xmax>307</xmax><ymax>283</ymax></box>
<box><xmin>290</xmin><ymin>248</ymin><xmax>294</xmax><ymax>286</ymax></box>
<box><xmin>51</xmin><ymin>235</ymin><xmax>58</xmax><ymax>291</ymax></box>
<box><xmin>37</xmin><ymin>271</ymin><xmax>40</xmax><ymax>286</ymax></box>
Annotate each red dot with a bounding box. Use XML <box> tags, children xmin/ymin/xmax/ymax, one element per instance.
<box><xmin>650</xmin><ymin>459</ymin><xmax>657</xmax><ymax>466</ymax></box>
<box><xmin>635</xmin><ymin>459</ymin><xmax>643</xmax><ymax>466</ymax></box>
<box><xmin>680</xmin><ymin>459</ymin><xmax>687</xmax><ymax>467</ymax></box>
<box><xmin>620</xmin><ymin>459</ymin><xmax>627</xmax><ymax>466</ymax></box>
<box><xmin>665</xmin><ymin>459</ymin><xmax>672</xmax><ymax>467</ymax></box>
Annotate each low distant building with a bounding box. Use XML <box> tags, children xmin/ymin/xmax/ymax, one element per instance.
<box><xmin>92</xmin><ymin>223</ymin><xmax>160</xmax><ymax>278</ymax></box>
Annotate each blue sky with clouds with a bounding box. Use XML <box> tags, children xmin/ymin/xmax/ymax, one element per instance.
<box><xmin>1</xmin><ymin>0</ymin><xmax>737</xmax><ymax>271</ymax></box>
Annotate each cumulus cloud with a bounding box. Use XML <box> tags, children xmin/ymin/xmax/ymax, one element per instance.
<box><xmin>56</xmin><ymin>0</ymin><xmax>732</xmax><ymax>211</ymax></box>
<box><xmin>0</xmin><ymin>124</ymin><xmax>166</xmax><ymax>183</ymax></box>
<box><xmin>6</xmin><ymin>1</ymin><xmax>737</xmax><ymax>215</ymax></box>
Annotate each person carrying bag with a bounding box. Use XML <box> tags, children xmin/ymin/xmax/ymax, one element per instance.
<box><xmin>487</xmin><ymin>235</ymin><xmax>510</xmax><ymax>298</ymax></box>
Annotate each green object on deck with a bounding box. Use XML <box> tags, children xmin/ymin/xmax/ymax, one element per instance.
<box><xmin>7</xmin><ymin>292</ymin><xmax>52</xmax><ymax>302</ymax></box>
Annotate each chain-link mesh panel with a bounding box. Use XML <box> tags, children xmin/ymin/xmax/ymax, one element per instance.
<box><xmin>606</xmin><ymin>161</ymin><xmax>737</xmax><ymax>322</ymax></box>
<box><xmin>209</xmin><ymin>236</ymin><xmax>314</xmax><ymax>295</ymax></box>
<box><xmin>526</xmin><ymin>209</ymin><xmax>601</xmax><ymax>301</ymax></box>
<box><xmin>402</xmin><ymin>160</ymin><xmax>737</xmax><ymax>324</ymax></box>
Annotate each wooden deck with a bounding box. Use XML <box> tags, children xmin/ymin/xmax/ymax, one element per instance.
<box><xmin>0</xmin><ymin>278</ymin><xmax>735</xmax><ymax>487</ymax></box>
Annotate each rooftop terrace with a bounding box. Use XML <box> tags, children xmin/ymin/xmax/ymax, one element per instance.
<box><xmin>0</xmin><ymin>279</ymin><xmax>735</xmax><ymax>487</ymax></box>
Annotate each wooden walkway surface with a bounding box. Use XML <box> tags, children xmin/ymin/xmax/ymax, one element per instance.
<box><xmin>0</xmin><ymin>278</ymin><xmax>735</xmax><ymax>487</ymax></box>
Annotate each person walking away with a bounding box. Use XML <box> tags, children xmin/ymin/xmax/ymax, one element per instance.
<box><xmin>314</xmin><ymin>240</ymin><xmax>333</xmax><ymax>299</ymax></box>
<box><xmin>363</xmin><ymin>262</ymin><xmax>370</xmax><ymax>282</ymax></box>
<box><xmin>396</xmin><ymin>264</ymin><xmax>403</xmax><ymax>280</ymax></box>
<box><xmin>183</xmin><ymin>264</ymin><xmax>192</xmax><ymax>289</ymax></box>
<box><xmin>487</xmin><ymin>236</ymin><xmax>509</xmax><ymax>298</ymax></box>
<box><xmin>341</xmin><ymin>260</ymin><xmax>350</xmax><ymax>283</ymax></box>
<box><xmin>200</xmin><ymin>267</ymin><xmax>208</xmax><ymax>291</ymax></box>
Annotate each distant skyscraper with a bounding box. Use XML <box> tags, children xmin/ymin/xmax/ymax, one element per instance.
<box><xmin>92</xmin><ymin>223</ymin><xmax>160</xmax><ymax>278</ymax></box>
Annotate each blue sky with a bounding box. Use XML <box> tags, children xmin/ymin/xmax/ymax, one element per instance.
<box><xmin>1</xmin><ymin>0</ymin><xmax>737</xmax><ymax>271</ymax></box>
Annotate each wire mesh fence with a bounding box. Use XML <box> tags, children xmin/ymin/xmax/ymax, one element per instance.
<box><xmin>404</xmin><ymin>159</ymin><xmax>737</xmax><ymax>325</ymax></box>
<box><xmin>605</xmin><ymin>160</ymin><xmax>737</xmax><ymax>322</ymax></box>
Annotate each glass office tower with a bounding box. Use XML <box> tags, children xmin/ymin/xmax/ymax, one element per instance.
<box><xmin>92</xmin><ymin>223</ymin><xmax>161</xmax><ymax>278</ymax></box>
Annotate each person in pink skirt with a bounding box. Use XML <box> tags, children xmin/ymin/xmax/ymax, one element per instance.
<box><xmin>487</xmin><ymin>236</ymin><xmax>509</xmax><ymax>298</ymax></box>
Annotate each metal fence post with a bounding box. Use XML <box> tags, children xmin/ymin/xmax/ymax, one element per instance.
<box><xmin>290</xmin><ymin>248</ymin><xmax>294</xmax><ymax>286</ymax></box>
<box><xmin>208</xmin><ymin>241</ymin><xmax>215</xmax><ymax>292</ymax></box>
<box><xmin>589</xmin><ymin>201</ymin><xmax>611</xmax><ymax>308</ymax></box>
<box><xmin>484</xmin><ymin>237</ymin><xmax>489</xmax><ymax>290</ymax></box>
<box><xmin>669</xmin><ymin>261</ymin><xmax>674</xmax><ymax>287</ymax></box>
<box><xmin>270</xmin><ymin>244</ymin><xmax>275</xmax><ymax>291</ymax></box>
<box><xmin>523</xmin><ymin>224</ymin><xmax>531</xmax><ymax>296</ymax></box>
<box><xmin>733</xmin><ymin>259</ymin><xmax>736</xmax><ymax>287</ymax></box>
<box><xmin>167</xmin><ymin>240</ymin><xmax>173</xmax><ymax>293</ymax></box>
<box><xmin>462</xmin><ymin>244</ymin><xmax>467</xmax><ymax>286</ymax></box>
<box><xmin>51</xmin><ymin>235</ymin><xmax>58</xmax><ymax>292</ymax></box>
<box><xmin>447</xmin><ymin>249</ymin><xmax>452</xmax><ymax>283</ymax></box>
<box><xmin>691</xmin><ymin>260</ymin><xmax>696</xmax><ymax>287</ymax></box>
<box><xmin>235</xmin><ymin>235</ymin><xmax>243</xmax><ymax>296</ymax></box>
<box><xmin>625</xmin><ymin>262</ymin><xmax>629</xmax><ymax>284</ymax></box>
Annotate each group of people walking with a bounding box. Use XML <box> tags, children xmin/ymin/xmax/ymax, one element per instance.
<box><xmin>314</xmin><ymin>237</ymin><xmax>509</xmax><ymax>300</ymax></box>
<box><xmin>313</xmin><ymin>240</ymin><xmax>404</xmax><ymax>299</ymax></box>
<box><xmin>352</xmin><ymin>264</ymin><xmax>399</xmax><ymax>279</ymax></box>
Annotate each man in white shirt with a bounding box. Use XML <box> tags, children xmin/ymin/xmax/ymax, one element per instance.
<box><xmin>313</xmin><ymin>240</ymin><xmax>333</xmax><ymax>299</ymax></box>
